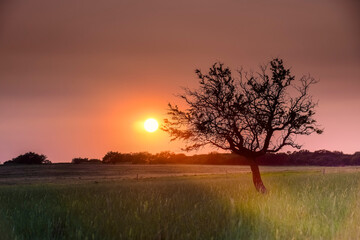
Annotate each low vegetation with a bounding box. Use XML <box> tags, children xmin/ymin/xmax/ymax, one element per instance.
<box><xmin>3</xmin><ymin>150</ymin><xmax>360</xmax><ymax>166</ymax></box>
<box><xmin>0</xmin><ymin>170</ymin><xmax>359</xmax><ymax>239</ymax></box>
<box><xmin>71</xmin><ymin>157</ymin><xmax>101</xmax><ymax>164</ymax></box>
<box><xmin>97</xmin><ymin>150</ymin><xmax>360</xmax><ymax>166</ymax></box>
<box><xmin>3</xmin><ymin>152</ymin><xmax>51</xmax><ymax>165</ymax></box>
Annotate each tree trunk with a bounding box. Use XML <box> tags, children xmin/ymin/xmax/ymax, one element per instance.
<box><xmin>250</xmin><ymin>162</ymin><xmax>267</xmax><ymax>194</ymax></box>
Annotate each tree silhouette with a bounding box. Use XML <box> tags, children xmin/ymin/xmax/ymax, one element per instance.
<box><xmin>162</xmin><ymin>58</ymin><xmax>322</xmax><ymax>193</ymax></box>
<box><xmin>4</xmin><ymin>152</ymin><xmax>50</xmax><ymax>164</ymax></box>
<box><xmin>102</xmin><ymin>151</ymin><xmax>124</xmax><ymax>164</ymax></box>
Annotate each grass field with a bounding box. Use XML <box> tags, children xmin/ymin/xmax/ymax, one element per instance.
<box><xmin>0</xmin><ymin>165</ymin><xmax>359</xmax><ymax>239</ymax></box>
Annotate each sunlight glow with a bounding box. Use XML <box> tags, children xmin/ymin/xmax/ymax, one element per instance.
<box><xmin>144</xmin><ymin>118</ymin><xmax>159</xmax><ymax>132</ymax></box>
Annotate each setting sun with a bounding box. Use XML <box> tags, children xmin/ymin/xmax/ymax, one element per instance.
<box><xmin>144</xmin><ymin>118</ymin><xmax>159</xmax><ymax>132</ymax></box>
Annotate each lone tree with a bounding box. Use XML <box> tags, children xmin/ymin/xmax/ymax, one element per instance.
<box><xmin>4</xmin><ymin>152</ymin><xmax>50</xmax><ymax>165</ymax></box>
<box><xmin>162</xmin><ymin>58</ymin><xmax>322</xmax><ymax>193</ymax></box>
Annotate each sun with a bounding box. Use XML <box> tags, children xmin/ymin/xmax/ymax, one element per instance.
<box><xmin>144</xmin><ymin>118</ymin><xmax>159</xmax><ymax>132</ymax></box>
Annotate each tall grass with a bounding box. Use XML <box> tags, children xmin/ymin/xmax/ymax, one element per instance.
<box><xmin>0</xmin><ymin>172</ymin><xmax>359</xmax><ymax>239</ymax></box>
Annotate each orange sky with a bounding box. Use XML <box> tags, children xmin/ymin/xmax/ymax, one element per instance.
<box><xmin>0</xmin><ymin>0</ymin><xmax>359</xmax><ymax>162</ymax></box>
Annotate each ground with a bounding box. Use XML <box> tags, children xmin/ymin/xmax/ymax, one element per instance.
<box><xmin>0</xmin><ymin>164</ymin><xmax>359</xmax><ymax>239</ymax></box>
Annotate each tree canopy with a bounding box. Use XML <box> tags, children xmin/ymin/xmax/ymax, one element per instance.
<box><xmin>163</xmin><ymin>58</ymin><xmax>322</xmax><ymax>158</ymax></box>
<box><xmin>162</xmin><ymin>58</ymin><xmax>322</xmax><ymax>192</ymax></box>
<box><xmin>4</xmin><ymin>152</ymin><xmax>50</xmax><ymax>165</ymax></box>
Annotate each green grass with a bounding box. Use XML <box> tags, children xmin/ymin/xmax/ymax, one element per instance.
<box><xmin>0</xmin><ymin>172</ymin><xmax>359</xmax><ymax>239</ymax></box>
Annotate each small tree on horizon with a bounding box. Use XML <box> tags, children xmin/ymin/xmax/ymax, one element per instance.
<box><xmin>162</xmin><ymin>58</ymin><xmax>322</xmax><ymax>193</ymax></box>
<box><xmin>5</xmin><ymin>152</ymin><xmax>50</xmax><ymax>165</ymax></box>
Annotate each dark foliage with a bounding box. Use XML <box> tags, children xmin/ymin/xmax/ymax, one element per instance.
<box><xmin>100</xmin><ymin>150</ymin><xmax>360</xmax><ymax>166</ymax></box>
<box><xmin>102</xmin><ymin>151</ymin><xmax>152</xmax><ymax>164</ymax></box>
<box><xmin>258</xmin><ymin>150</ymin><xmax>360</xmax><ymax>166</ymax></box>
<box><xmin>102</xmin><ymin>151</ymin><xmax>125</xmax><ymax>164</ymax></box>
<box><xmin>162</xmin><ymin>58</ymin><xmax>322</xmax><ymax>159</ymax></box>
<box><xmin>71</xmin><ymin>158</ymin><xmax>102</xmax><ymax>164</ymax></box>
<box><xmin>72</xmin><ymin>157</ymin><xmax>89</xmax><ymax>164</ymax></box>
<box><xmin>162</xmin><ymin>58</ymin><xmax>322</xmax><ymax>192</ymax></box>
<box><xmin>4</xmin><ymin>152</ymin><xmax>50</xmax><ymax>165</ymax></box>
<box><xmin>88</xmin><ymin>159</ymin><xmax>102</xmax><ymax>163</ymax></box>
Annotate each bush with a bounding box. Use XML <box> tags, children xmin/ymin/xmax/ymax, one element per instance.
<box><xmin>72</xmin><ymin>158</ymin><xmax>102</xmax><ymax>164</ymax></box>
<box><xmin>4</xmin><ymin>152</ymin><xmax>50</xmax><ymax>165</ymax></box>
<box><xmin>71</xmin><ymin>158</ymin><xmax>89</xmax><ymax>164</ymax></box>
<box><xmin>102</xmin><ymin>151</ymin><xmax>125</xmax><ymax>164</ymax></box>
<box><xmin>88</xmin><ymin>159</ymin><xmax>102</xmax><ymax>164</ymax></box>
<box><xmin>102</xmin><ymin>152</ymin><xmax>151</xmax><ymax>164</ymax></box>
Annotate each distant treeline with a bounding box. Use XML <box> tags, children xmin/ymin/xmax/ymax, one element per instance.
<box><xmin>3</xmin><ymin>150</ymin><xmax>360</xmax><ymax>166</ymax></box>
<box><xmin>73</xmin><ymin>150</ymin><xmax>360</xmax><ymax>166</ymax></box>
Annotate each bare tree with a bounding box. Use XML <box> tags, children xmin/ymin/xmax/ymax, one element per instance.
<box><xmin>162</xmin><ymin>58</ymin><xmax>322</xmax><ymax>193</ymax></box>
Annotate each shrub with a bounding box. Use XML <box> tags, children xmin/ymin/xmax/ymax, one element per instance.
<box><xmin>4</xmin><ymin>152</ymin><xmax>50</xmax><ymax>165</ymax></box>
<box><xmin>71</xmin><ymin>158</ymin><xmax>89</xmax><ymax>164</ymax></box>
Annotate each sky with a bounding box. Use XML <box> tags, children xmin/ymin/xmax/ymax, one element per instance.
<box><xmin>0</xmin><ymin>0</ymin><xmax>359</xmax><ymax>163</ymax></box>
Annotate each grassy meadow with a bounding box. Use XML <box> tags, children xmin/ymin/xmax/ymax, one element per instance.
<box><xmin>0</xmin><ymin>165</ymin><xmax>360</xmax><ymax>239</ymax></box>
